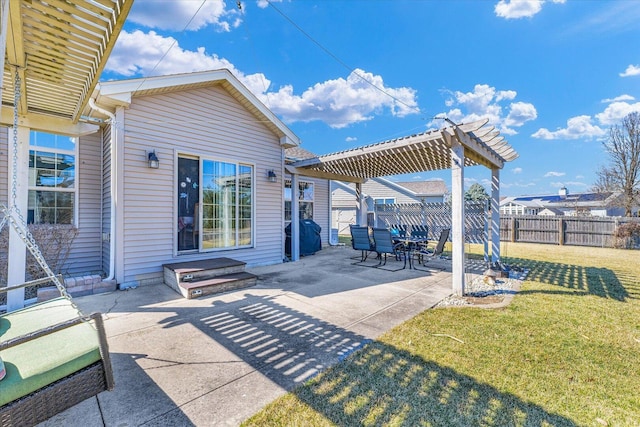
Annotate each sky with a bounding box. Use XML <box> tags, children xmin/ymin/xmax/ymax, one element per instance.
<box><xmin>101</xmin><ymin>0</ymin><xmax>640</xmax><ymax>197</ymax></box>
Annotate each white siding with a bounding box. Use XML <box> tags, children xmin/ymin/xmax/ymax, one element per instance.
<box><xmin>65</xmin><ymin>131</ymin><xmax>104</xmax><ymax>275</ymax></box>
<box><xmin>119</xmin><ymin>85</ymin><xmax>285</xmax><ymax>285</ymax></box>
<box><xmin>308</xmin><ymin>177</ymin><xmax>329</xmax><ymax>246</ymax></box>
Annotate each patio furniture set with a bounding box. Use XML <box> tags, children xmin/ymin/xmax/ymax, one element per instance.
<box><xmin>350</xmin><ymin>225</ymin><xmax>450</xmax><ymax>271</ymax></box>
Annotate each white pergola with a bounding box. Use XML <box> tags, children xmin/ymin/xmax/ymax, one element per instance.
<box><xmin>286</xmin><ymin>119</ymin><xmax>518</xmax><ymax>296</ymax></box>
<box><xmin>1</xmin><ymin>0</ymin><xmax>132</xmax><ymax>311</ymax></box>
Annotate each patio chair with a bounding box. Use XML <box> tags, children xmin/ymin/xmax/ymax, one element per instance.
<box><xmin>415</xmin><ymin>228</ymin><xmax>450</xmax><ymax>265</ymax></box>
<box><xmin>389</xmin><ymin>225</ymin><xmax>407</xmax><ymax>238</ymax></box>
<box><xmin>350</xmin><ymin>225</ymin><xmax>375</xmax><ymax>263</ymax></box>
<box><xmin>372</xmin><ymin>228</ymin><xmax>407</xmax><ymax>271</ymax></box>
<box><xmin>410</xmin><ymin>225</ymin><xmax>429</xmax><ymax>240</ymax></box>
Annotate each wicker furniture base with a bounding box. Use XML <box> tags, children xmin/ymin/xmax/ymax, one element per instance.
<box><xmin>0</xmin><ymin>362</ymin><xmax>107</xmax><ymax>427</ymax></box>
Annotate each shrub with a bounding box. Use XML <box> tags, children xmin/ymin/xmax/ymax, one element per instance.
<box><xmin>613</xmin><ymin>222</ymin><xmax>640</xmax><ymax>249</ymax></box>
<box><xmin>0</xmin><ymin>224</ymin><xmax>78</xmax><ymax>301</ymax></box>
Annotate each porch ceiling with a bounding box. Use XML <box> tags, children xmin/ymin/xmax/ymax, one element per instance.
<box><xmin>290</xmin><ymin>119</ymin><xmax>517</xmax><ymax>182</ymax></box>
<box><xmin>1</xmin><ymin>0</ymin><xmax>132</xmax><ymax>131</ymax></box>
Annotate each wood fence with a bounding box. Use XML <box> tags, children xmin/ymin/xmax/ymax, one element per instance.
<box><xmin>372</xmin><ymin>202</ymin><xmax>640</xmax><ymax>248</ymax></box>
<box><xmin>501</xmin><ymin>215</ymin><xmax>640</xmax><ymax>248</ymax></box>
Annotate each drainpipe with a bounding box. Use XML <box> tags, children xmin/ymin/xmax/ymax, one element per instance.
<box><xmin>88</xmin><ymin>98</ymin><xmax>117</xmax><ymax>282</ymax></box>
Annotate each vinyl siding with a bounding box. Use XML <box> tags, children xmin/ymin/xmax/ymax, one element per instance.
<box><xmin>65</xmin><ymin>131</ymin><xmax>104</xmax><ymax>275</ymax></box>
<box><xmin>119</xmin><ymin>85</ymin><xmax>285</xmax><ymax>285</ymax></box>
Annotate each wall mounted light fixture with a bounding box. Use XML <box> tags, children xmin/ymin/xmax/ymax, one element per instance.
<box><xmin>148</xmin><ymin>151</ymin><xmax>159</xmax><ymax>169</ymax></box>
<box><xmin>267</xmin><ymin>170</ymin><xmax>277</xmax><ymax>182</ymax></box>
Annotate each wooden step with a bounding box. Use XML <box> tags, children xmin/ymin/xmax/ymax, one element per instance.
<box><xmin>177</xmin><ymin>272</ymin><xmax>258</xmax><ymax>299</ymax></box>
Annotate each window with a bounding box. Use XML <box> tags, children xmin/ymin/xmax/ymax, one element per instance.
<box><xmin>177</xmin><ymin>156</ymin><xmax>253</xmax><ymax>252</ymax></box>
<box><xmin>28</xmin><ymin>131</ymin><xmax>76</xmax><ymax>224</ymax></box>
<box><xmin>374</xmin><ymin>198</ymin><xmax>395</xmax><ymax>205</ymax></box>
<box><xmin>285</xmin><ymin>180</ymin><xmax>314</xmax><ymax>223</ymax></box>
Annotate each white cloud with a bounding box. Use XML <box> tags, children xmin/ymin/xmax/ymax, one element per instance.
<box><xmin>107</xmin><ymin>31</ymin><xmax>418</xmax><ymax>128</ymax></box>
<box><xmin>595</xmin><ymin>101</ymin><xmax>640</xmax><ymax>126</ymax></box>
<box><xmin>544</xmin><ymin>171</ymin><xmax>565</xmax><ymax>177</ymax></box>
<box><xmin>620</xmin><ymin>64</ymin><xmax>640</xmax><ymax>77</ymax></box>
<box><xmin>257</xmin><ymin>0</ymin><xmax>282</xmax><ymax>8</ymax></box>
<box><xmin>512</xmin><ymin>167</ymin><xmax>523</xmax><ymax>174</ymax></box>
<box><xmin>494</xmin><ymin>0</ymin><xmax>564</xmax><ymax>20</ymax></box>
<box><xmin>345</xmin><ymin>136</ymin><xmax>358</xmax><ymax>142</ymax></box>
<box><xmin>128</xmin><ymin>0</ymin><xmax>241</xmax><ymax>32</ymax></box>
<box><xmin>264</xmin><ymin>69</ymin><xmax>419</xmax><ymax>128</ymax></box>
<box><xmin>602</xmin><ymin>94</ymin><xmax>635</xmax><ymax>103</ymax></box>
<box><xmin>431</xmin><ymin>84</ymin><xmax>536</xmax><ymax>135</ymax></box>
<box><xmin>532</xmin><ymin>115</ymin><xmax>605</xmax><ymax>140</ymax></box>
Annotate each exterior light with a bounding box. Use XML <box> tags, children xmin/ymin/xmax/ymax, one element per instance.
<box><xmin>267</xmin><ymin>170</ymin><xmax>277</xmax><ymax>182</ymax></box>
<box><xmin>148</xmin><ymin>151</ymin><xmax>159</xmax><ymax>169</ymax></box>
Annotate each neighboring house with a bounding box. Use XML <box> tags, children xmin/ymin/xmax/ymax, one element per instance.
<box><xmin>499</xmin><ymin>187</ymin><xmax>632</xmax><ymax>217</ymax></box>
<box><xmin>1</xmin><ymin>69</ymin><xmax>334</xmax><ymax>289</ymax></box>
<box><xmin>331</xmin><ymin>178</ymin><xmax>447</xmax><ymax>234</ymax></box>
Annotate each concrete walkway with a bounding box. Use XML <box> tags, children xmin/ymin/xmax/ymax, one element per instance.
<box><xmin>40</xmin><ymin>246</ymin><xmax>455</xmax><ymax>426</ymax></box>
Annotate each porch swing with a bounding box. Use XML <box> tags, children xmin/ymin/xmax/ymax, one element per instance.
<box><xmin>0</xmin><ymin>71</ymin><xmax>114</xmax><ymax>426</ymax></box>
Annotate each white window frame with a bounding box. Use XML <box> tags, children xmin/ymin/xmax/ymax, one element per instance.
<box><xmin>27</xmin><ymin>131</ymin><xmax>78</xmax><ymax>226</ymax></box>
<box><xmin>285</xmin><ymin>179</ymin><xmax>314</xmax><ymax>226</ymax></box>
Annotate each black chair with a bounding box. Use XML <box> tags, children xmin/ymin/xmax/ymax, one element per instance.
<box><xmin>350</xmin><ymin>225</ymin><xmax>375</xmax><ymax>263</ymax></box>
<box><xmin>415</xmin><ymin>228</ymin><xmax>450</xmax><ymax>265</ymax></box>
<box><xmin>372</xmin><ymin>228</ymin><xmax>406</xmax><ymax>271</ymax></box>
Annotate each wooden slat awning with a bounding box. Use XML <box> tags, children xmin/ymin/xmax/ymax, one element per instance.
<box><xmin>1</xmin><ymin>0</ymin><xmax>132</xmax><ymax>128</ymax></box>
<box><xmin>290</xmin><ymin>119</ymin><xmax>518</xmax><ymax>181</ymax></box>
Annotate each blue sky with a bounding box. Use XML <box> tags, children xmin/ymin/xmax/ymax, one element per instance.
<box><xmin>101</xmin><ymin>0</ymin><xmax>640</xmax><ymax>197</ymax></box>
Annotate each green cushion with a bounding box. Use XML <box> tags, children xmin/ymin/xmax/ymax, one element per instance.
<box><xmin>0</xmin><ymin>298</ymin><xmax>102</xmax><ymax>406</ymax></box>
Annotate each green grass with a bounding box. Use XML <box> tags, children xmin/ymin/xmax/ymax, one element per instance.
<box><xmin>243</xmin><ymin>243</ymin><xmax>640</xmax><ymax>426</ymax></box>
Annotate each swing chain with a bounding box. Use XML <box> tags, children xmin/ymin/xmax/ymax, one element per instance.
<box><xmin>6</xmin><ymin>69</ymin><xmax>90</xmax><ymax>322</ymax></box>
<box><xmin>11</xmin><ymin>69</ymin><xmax>20</xmax><ymax>209</ymax></box>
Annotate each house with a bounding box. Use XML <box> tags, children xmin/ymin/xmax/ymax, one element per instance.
<box><xmin>2</xmin><ymin>1</ymin><xmax>518</xmax><ymax>303</ymax></box>
<box><xmin>500</xmin><ymin>187</ymin><xmax>630</xmax><ymax>217</ymax></box>
<box><xmin>2</xmin><ymin>69</ymin><xmax>339</xmax><ymax>294</ymax></box>
<box><xmin>331</xmin><ymin>178</ymin><xmax>447</xmax><ymax>234</ymax></box>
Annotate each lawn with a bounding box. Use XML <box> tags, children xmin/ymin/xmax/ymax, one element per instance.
<box><xmin>243</xmin><ymin>243</ymin><xmax>640</xmax><ymax>426</ymax></box>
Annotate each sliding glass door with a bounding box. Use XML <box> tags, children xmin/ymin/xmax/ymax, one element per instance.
<box><xmin>178</xmin><ymin>155</ymin><xmax>253</xmax><ymax>252</ymax></box>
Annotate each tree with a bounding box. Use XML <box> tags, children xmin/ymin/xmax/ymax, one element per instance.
<box><xmin>595</xmin><ymin>112</ymin><xmax>640</xmax><ymax>217</ymax></box>
<box><xmin>465</xmin><ymin>183</ymin><xmax>490</xmax><ymax>202</ymax></box>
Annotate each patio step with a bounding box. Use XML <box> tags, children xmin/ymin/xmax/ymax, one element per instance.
<box><xmin>163</xmin><ymin>257</ymin><xmax>257</xmax><ymax>299</ymax></box>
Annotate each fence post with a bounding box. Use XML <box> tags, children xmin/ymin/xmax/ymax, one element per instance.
<box><xmin>559</xmin><ymin>217</ymin><xmax>565</xmax><ymax>245</ymax></box>
<box><xmin>510</xmin><ymin>216</ymin><xmax>516</xmax><ymax>242</ymax></box>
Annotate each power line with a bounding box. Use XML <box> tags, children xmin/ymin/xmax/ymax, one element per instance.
<box><xmin>265</xmin><ymin>0</ymin><xmax>424</xmax><ymax>117</ymax></box>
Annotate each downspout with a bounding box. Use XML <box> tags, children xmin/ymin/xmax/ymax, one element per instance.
<box><xmin>88</xmin><ymin>98</ymin><xmax>117</xmax><ymax>281</ymax></box>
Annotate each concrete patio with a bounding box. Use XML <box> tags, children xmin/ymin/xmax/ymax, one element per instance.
<box><xmin>39</xmin><ymin>246</ymin><xmax>465</xmax><ymax>426</ymax></box>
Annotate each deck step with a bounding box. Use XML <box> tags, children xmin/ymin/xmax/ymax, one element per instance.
<box><xmin>163</xmin><ymin>257</ymin><xmax>248</xmax><ymax>293</ymax></box>
<box><xmin>177</xmin><ymin>272</ymin><xmax>258</xmax><ymax>299</ymax></box>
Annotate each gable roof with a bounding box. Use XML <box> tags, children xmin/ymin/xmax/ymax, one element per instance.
<box><xmin>89</xmin><ymin>69</ymin><xmax>300</xmax><ymax>147</ymax></box>
<box><xmin>394</xmin><ymin>180</ymin><xmax>447</xmax><ymax>196</ymax></box>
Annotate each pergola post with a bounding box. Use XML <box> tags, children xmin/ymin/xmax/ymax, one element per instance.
<box><xmin>450</xmin><ymin>135</ymin><xmax>466</xmax><ymax>297</ymax></box>
<box><xmin>491</xmin><ymin>168</ymin><xmax>501</xmax><ymax>264</ymax></box>
<box><xmin>291</xmin><ymin>173</ymin><xmax>300</xmax><ymax>261</ymax></box>
<box><xmin>6</xmin><ymin>125</ymin><xmax>29</xmax><ymax>310</ymax></box>
<box><xmin>355</xmin><ymin>182</ymin><xmax>366</xmax><ymax>226</ymax></box>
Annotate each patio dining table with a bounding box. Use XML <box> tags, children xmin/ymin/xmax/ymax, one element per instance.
<box><xmin>392</xmin><ymin>236</ymin><xmax>428</xmax><ymax>269</ymax></box>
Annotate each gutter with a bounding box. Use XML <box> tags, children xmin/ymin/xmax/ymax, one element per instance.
<box><xmin>88</xmin><ymin>98</ymin><xmax>117</xmax><ymax>282</ymax></box>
